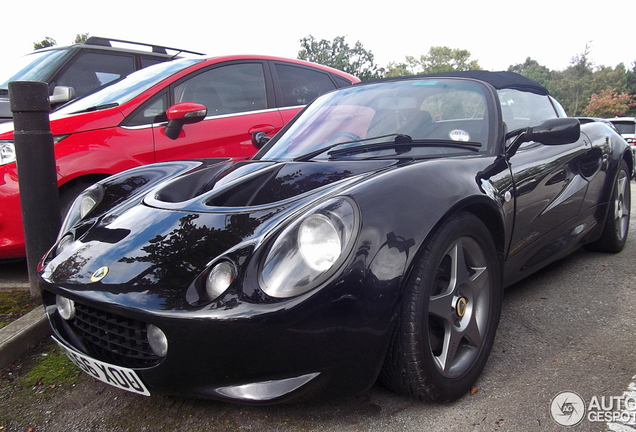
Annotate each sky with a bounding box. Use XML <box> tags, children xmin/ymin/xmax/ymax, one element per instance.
<box><xmin>2</xmin><ymin>0</ymin><xmax>634</xmax><ymax>75</ymax></box>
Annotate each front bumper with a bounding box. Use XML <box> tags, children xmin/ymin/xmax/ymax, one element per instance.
<box><xmin>41</xmin><ymin>282</ymin><xmax>389</xmax><ymax>403</ymax></box>
<box><xmin>0</xmin><ymin>164</ymin><xmax>26</xmax><ymax>259</ymax></box>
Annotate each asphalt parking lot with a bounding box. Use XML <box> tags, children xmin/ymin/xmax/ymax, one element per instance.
<box><xmin>2</xmin><ymin>191</ymin><xmax>636</xmax><ymax>431</ymax></box>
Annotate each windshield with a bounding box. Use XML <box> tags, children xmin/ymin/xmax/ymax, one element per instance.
<box><xmin>257</xmin><ymin>78</ymin><xmax>492</xmax><ymax>161</ymax></box>
<box><xmin>0</xmin><ymin>49</ymin><xmax>70</xmax><ymax>91</ymax></box>
<box><xmin>54</xmin><ymin>58</ymin><xmax>202</xmax><ymax>115</ymax></box>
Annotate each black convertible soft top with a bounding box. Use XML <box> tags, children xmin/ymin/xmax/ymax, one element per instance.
<box><xmin>420</xmin><ymin>70</ymin><xmax>549</xmax><ymax>95</ymax></box>
<box><xmin>368</xmin><ymin>70</ymin><xmax>549</xmax><ymax>96</ymax></box>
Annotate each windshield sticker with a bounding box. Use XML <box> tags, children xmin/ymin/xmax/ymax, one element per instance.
<box><xmin>449</xmin><ymin>129</ymin><xmax>471</xmax><ymax>142</ymax></box>
<box><xmin>413</xmin><ymin>81</ymin><xmax>437</xmax><ymax>86</ymax></box>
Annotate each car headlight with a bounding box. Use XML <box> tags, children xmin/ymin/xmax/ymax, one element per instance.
<box><xmin>0</xmin><ymin>141</ymin><xmax>15</xmax><ymax>166</ymax></box>
<box><xmin>58</xmin><ymin>183</ymin><xmax>105</xmax><ymax>241</ymax></box>
<box><xmin>56</xmin><ymin>233</ymin><xmax>75</xmax><ymax>256</ymax></box>
<box><xmin>0</xmin><ymin>135</ymin><xmax>69</xmax><ymax>167</ymax></box>
<box><xmin>260</xmin><ymin>197</ymin><xmax>359</xmax><ymax>298</ymax></box>
<box><xmin>298</xmin><ymin>213</ymin><xmax>342</xmax><ymax>271</ymax></box>
<box><xmin>205</xmin><ymin>261</ymin><xmax>236</xmax><ymax>301</ymax></box>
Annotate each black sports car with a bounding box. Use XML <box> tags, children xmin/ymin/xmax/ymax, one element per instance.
<box><xmin>39</xmin><ymin>71</ymin><xmax>632</xmax><ymax>404</ymax></box>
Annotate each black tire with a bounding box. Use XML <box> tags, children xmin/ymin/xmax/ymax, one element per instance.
<box><xmin>380</xmin><ymin>212</ymin><xmax>502</xmax><ymax>402</ymax></box>
<box><xmin>585</xmin><ymin>160</ymin><xmax>630</xmax><ymax>253</ymax></box>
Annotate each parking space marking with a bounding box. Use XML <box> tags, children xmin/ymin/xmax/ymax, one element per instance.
<box><xmin>608</xmin><ymin>375</ymin><xmax>636</xmax><ymax>431</ymax></box>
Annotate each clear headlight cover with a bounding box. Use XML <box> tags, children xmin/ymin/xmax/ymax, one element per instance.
<box><xmin>205</xmin><ymin>261</ymin><xmax>236</xmax><ymax>301</ymax></box>
<box><xmin>56</xmin><ymin>233</ymin><xmax>75</xmax><ymax>256</ymax></box>
<box><xmin>0</xmin><ymin>141</ymin><xmax>15</xmax><ymax>166</ymax></box>
<box><xmin>260</xmin><ymin>197</ymin><xmax>359</xmax><ymax>298</ymax></box>
<box><xmin>58</xmin><ymin>183</ymin><xmax>105</xmax><ymax>241</ymax></box>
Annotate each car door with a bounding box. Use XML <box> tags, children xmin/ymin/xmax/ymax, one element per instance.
<box><xmin>269</xmin><ymin>61</ymin><xmax>341</xmax><ymax>124</ymax></box>
<box><xmin>502</xmin><ymin>90</ymin><xmax>595</xmax><ymax>268</ymax></box>
<box><xmin>153</xmin><ymin>61</ymin><xmax>284</xmax><ymax>162</ymax></box>
<box><xmin>508</xmin><ymin>139</ymin><xmax>591</xmax><ymax>258</ymax></box>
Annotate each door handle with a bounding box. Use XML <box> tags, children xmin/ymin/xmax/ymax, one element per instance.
<box><xmin>248</xmin><ymin>125</ymin><xmax>276</xmax><ymax>135</ymax></box>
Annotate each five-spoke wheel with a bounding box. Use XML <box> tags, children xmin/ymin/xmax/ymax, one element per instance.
<box><xmin>586</xmin><ymin>160</ymin><xmax>631</xmax><ymax>253</ymax></box>
<box><xmin>381</xmin><ymin>212</ymin><xmax>502</xmax><ymax>402</ymax></box>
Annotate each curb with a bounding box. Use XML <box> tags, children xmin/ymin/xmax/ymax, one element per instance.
<box><xmin>0</xmin><ymin>306</ymin><xmax>50</xmax><ymax>369</ymax></box>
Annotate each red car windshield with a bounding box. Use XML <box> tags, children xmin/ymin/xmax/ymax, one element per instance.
<box><xmin>54</xmin><ymin>58</ymin><xmax>202</xmax><ymax>116</ymax></box>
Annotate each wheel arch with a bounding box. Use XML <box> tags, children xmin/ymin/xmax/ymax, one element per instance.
<box><xmin>396</xmin><ymin>195</ymin><xmax>507</xmax><ymax>311</ymax></box>
<box><xmin>622</xmin><ymin>149</ymin><xmax>634</xmax><ymax>179</ymax></box>
<box><xmin>417</xmin><ymin>197</ymin><xmax>506</xmax><ymax>271</ymax></box>
<box><xmin>58</xmin><ymin>173</ymin><xmax>110</xmax><ymax>197</ymax></box>
<box><xmin>379</xmin><ymin>203</ymin><xmax>504</xmax><ymax>401</ymax></box>
<box><xmin>461</xmin><ymin>201</ymin><xmax>506</xmax><ymax>264</ymax></box>
<box><xmin>586</xmin><ymin>148</ymin><xmax>633</xmax><ymax>246</ymax></box>
<box><xmin>58</xmin><ymin>173</ymin><xmax>111</xmax><ymax>216</ymax></box>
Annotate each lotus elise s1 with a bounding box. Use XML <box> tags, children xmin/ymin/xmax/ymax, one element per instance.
<box><xmin>39</xmin><ymin>71</ymin><xmax>632</xmax><ymax>404</ymax></box>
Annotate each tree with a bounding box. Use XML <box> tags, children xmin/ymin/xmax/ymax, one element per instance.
<box><xmin>625</xmin><ymin>62</ymin><xmax>636</xmax><ymax>115</ymax></box>
<box><xmin>33</xmin><ymin>36</ymin><xmax>56</xmax><ymax>50</ymax></box>
<box><xmin>33</xmin><ymin>34</ymin><xmax>89</xmax><ymax>51</ymax></box>
<box><xmin>74</xmin><ymin>33</ymin><xmax>90</xmax><ymax>44</ymax></box>
<box><xmin>582</xmin><ymin>89</ymin><xmax>634</xmax><ymax>117</ymax></box>
<box><xmin>591</xmin><ymin>64</ymin><xmax>626</xmax><ymax>93</ymax></box>
<box><xmin>506</xmin><ymin>51</ymin><xmax>636</xmax><ymax>117</ymax></box>
<box><xmin>298</xmin><ymin>35</ymin><xmax>380</xmax><ymax>81</ymax></box>
<box><xmin>384</xmin><ymin>61</ymin><xmax>413</xmax><ymax>78</ymax></box>
<box><xmin>507</xmin><ymin>57</ymin><xmax>551</xmax><ymax>88</ymax></box>
<box><xmin>549</xmin><ymin>45</ymin><xmax>595</xmax><ymax>116</ymax></box>
<box><xmin>385</xmin><ymin>46</ymin><xmax>481</xmax><ymax>77</ymax></box>
<box><xmin>407</xmin><ymin>46</ymin><xmax>481</xmax><ymax>74</ymax></box>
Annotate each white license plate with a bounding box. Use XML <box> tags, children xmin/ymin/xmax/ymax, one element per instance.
<box><xmin>53</xmin><ymin>337</ymin><xmax>150</xmax><ymax>396</ymax></box>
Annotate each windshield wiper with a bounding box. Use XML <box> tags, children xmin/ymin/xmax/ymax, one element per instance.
<box><xmin>292</xmin><ymin>134</ymin><xmax>404</xmax><ymax>162</ymax></box>
<box><xmin>73</xmin><ymin>102</ymin><xmax>119</xmax><ymax>113</ymax></box>
<box><xmin>327</xmin><ymin>135</ymin><xmax>482</xmax><ymax>158</ymax></box>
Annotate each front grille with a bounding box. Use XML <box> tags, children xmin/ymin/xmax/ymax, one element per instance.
<box><xmin>70</xmin><ymin>302</ymin><xmax>161</xmax><ymax>368</ymax></box>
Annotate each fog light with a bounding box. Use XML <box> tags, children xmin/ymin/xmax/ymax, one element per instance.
<box><xmin>205</xmin><ymin>261</ymin><xmax>236</xmax><ymax>301</ymax></box>
<box><xmin>56</xmin><ymin>295</ymin><xmax>75</xmax><ymax>320</ymax></box>
<box><xmin>147</xmin><ymin>324</ymin><xmax>168</xmax><ymax>357</ymax></box>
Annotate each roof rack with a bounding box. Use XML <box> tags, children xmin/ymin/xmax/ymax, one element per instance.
<box><xmin>84</xmin><ymin>36</ymin><xmax>205</xmax><ymax>57</ymax></box>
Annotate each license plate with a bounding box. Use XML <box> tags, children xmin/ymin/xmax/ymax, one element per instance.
<box><xmin>53</xmin><ymin>337</ymin><xmax>150</xmax><ymax>396</ymax></box>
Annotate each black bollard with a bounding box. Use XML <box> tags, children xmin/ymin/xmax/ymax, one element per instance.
<box><xmin>9</xmin><ymin>81</ymin><xmax>61</xmax><ymax>298</ymax></box>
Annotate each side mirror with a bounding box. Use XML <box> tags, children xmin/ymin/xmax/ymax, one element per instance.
<box><xmin>164</xmin><ymin>102</ymin><xmax>207</xmax><ymax>140</ymax></box>
<box><xmin>49</xmin><ymin>86</ymin><xmax>76</xmax><ymax>105</ymax></box>
<box><xmin>527</xmin><ymin>117</ymin><xmax>581</xmax><ymax>145</ymax></box>
<box><xmin>506</xmin><ymin>118</ymin><xmax>581</xmax><ymax>157</ymax></box>
<box><xmin>251</xmin><ymin>131</ymin><xmax>270</xmax><ymax>149</ymax></box>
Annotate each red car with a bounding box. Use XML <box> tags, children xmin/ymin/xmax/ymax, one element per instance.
<box><xmin>0</xmin><ymin>55</ymin><xmax>359</xmax><ymax>259</ymax></box>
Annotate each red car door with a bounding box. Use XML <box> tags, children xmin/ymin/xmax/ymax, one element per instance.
<box><xmin>153</xmin><ymin>62</ymin><xmax>283</xmax><ymax>162</ymax></box>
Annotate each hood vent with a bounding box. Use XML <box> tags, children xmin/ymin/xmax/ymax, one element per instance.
<box><xmin>152</xmin><ymin>160</ymin><xmax>395</xmax><ymax>209</ymax></box>
<box><xmin>153</xmin><ymin>163</ymin><xmax>232</xmax><ymax>203</ymax></box>
<box><xmin>207</xmin><ymin>162</ymin><xmax>378</xmax><ymax>207</ymax></box>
